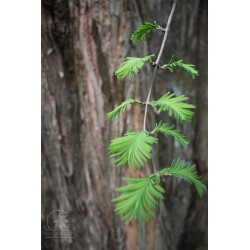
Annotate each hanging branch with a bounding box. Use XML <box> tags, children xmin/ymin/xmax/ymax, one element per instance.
<box><xmin>106</xmin><ymin>0</ymin><xmax>207</xmax><ymax>223</ymax></box>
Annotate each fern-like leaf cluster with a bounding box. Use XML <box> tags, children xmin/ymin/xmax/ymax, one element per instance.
<box><xmin>152</xmin><ymin>121</ymin><xmax>188</xmax><ymax>147</ymax></box>
<box><xmin>112</xmin><ymin>177</ymin><xmax>165</xmax><ymax>222</ymax></box>
<box><xmin>151</xmin><ymin>93</ymin><xmax>195</xmax><ymax>122</ymax></box>
<box><xmin>108</xmin><ymin>131</ymin><xmax>157</xmax><ymax>169</ymax></box>
<box><xmin>113</xmin><ymin>158</ymin><xmax>206</xmax><ymax>223</ymax></box>
<box><xmin>162</xmin><ymin>59</ymin><xmax>199</xmax><ymax>79</ymax></box>
<box><xmin>131</xmin><ymin>22</ymin><xmax>158</xmax><ymax>44</ymax></box>
<box><xmin>107</xmin><ymin>99</ymin><xmax>139</xmax><ymax>120</ymax></box>
<box><xmin>115</xmin><ymin>54</ymin><xmax>154</xmax><ymax>79</ymax></box>
<box><xmin>159</xmin><ymin>158</ymin><xmax>207</xmax><ymax>197</ymax></box>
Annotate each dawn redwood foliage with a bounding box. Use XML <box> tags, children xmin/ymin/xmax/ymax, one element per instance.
<box><xmin>107</xmin><ymin>0</ymin><xmax>206</xmax><ymax>223</ymax></box>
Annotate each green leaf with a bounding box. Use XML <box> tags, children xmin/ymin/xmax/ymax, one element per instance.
<box><xmin>108</xmin><ymin>131</ymin><xmax>158</xmax><ymax>169</ymax></box>
<box><xmin>115</xmin><ymin>54</ymin><xmax>155</xmax><ymax>79</ymax></box>
<box><xmin>151</xmin><ymin>93</ymin><xmax>195</xmax><ymax>122</ymax></box>
<box><xmin>107</xmin><ymin>99</ymin><xmax>138</xmax><ymax>120</ymax></box>
<box><xmin>159</xmin><ymin>158</ymin><xmax>207</xmax><ymax>197</ymax></box>
<box><xmin>131</xmin><ymin>22</ymin><xmax>158</xmax><ymax>44</ymax></box>
<box><xmin>152</xmin><ymin>121</ymin><xmax>188</xmax><ymax>147</ymax></box>
<box><xmin>162</xmin><ymin>59</ymin><xmax>199</xmax><ymax>79</ymax></box>
<box><xmin>112</xmin><ymin>177</ymin><xmax>165</xmax><ymax>223</ymax></box>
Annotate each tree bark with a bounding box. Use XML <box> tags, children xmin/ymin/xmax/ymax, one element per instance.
<box><xmin>41</xmin><ymin>0</ymin><xmax>208</xmax><ymax>249</ymax></box>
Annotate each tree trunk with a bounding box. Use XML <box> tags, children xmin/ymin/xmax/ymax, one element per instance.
<box><xmin>41</xmin><ymin>0</ymin><xmax>207</xmax><ymax>249</ymax></box>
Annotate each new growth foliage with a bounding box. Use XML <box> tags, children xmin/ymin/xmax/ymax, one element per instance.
<box><xmin>152</xmin><ymin>121</ymin><xmax>188</xmax><ymax>147</ymax></box>
<box><xmin>112</xmin><ymin>177</ymin><xmax>165</xmax><ymax>222</ymax></box>
<box><xmin>107</xmin><ymin>10</ymin><xmax>206</xmax><ymax>223</ymax></box>
<box><xmin>115</xmin><ymin>55</ymin><xmax>154</xmax><ymax>78</ymax></box>
<box><xmin>162</xmin><ymin>59</ymin><xmax>199</xmax><ymax>79</ymax></box>
<box><xmin>130</xmin><ymin>22</ymin><xmax>158</xmax><ymax>44</ymax></box>
<box><xmin>108</xmin><ymin>131</ymin><xmax>157</xmax><ymax>169</ymax></box>
<box><xmin>113</xmin><ymin>158</ymin><xmax>206</xmax><ymax>223</ymax></box>
<box><xmin>151</xmin><ymin>93</ymin><xmax>195</xmax><ymax>122</ymax></box>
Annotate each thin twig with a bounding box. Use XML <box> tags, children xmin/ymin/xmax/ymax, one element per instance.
<box><xmin>136</xmin><ymin>100</ymin><xmax>147</xmax><ymax>105</ymax></box>
<box><xmin>143</xmin><ymin>66</ymin><xmax>157</xmax><ymax>130</ymax></box>
<box><xmin>143</xmin><ymin>1</ymin><xmax>177</xmax><ymax>223</ymax></box>
<box><xmin>155</xmin><ymin>0</ymin><xmax>177</xmax><ymax>66</ymax></box>
<box><xmin>167</xmin><ymin>55</ymin><xmax>175</xmax><ymax>64</ymax></box>
<box><xmin>142</xmin><ymin>0</ymin><xmax>177</xmax><ymax>131</ymax></box>
<box><xmin>154</xmin><ymin>21</ymin><xmax>165</xmax><ymax>32</ymax></box>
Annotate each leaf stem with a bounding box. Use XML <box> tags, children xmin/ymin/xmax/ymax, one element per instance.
<box><xmin>142</xmin><ymin>0</ymin><xmax>177</xmax><ymax>131</ymax></box>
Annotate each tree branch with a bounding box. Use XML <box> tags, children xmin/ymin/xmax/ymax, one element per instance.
<box><xmin>143</xmin><ymin>0</ymin><xmax>177</xmax><ymax>131</ymax></box>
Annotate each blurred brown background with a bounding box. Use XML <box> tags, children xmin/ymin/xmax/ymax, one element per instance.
<box><xmin>41</xmin><ymin>0</ymin><xmax>207</xmax><ymax>249</ymax></box>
